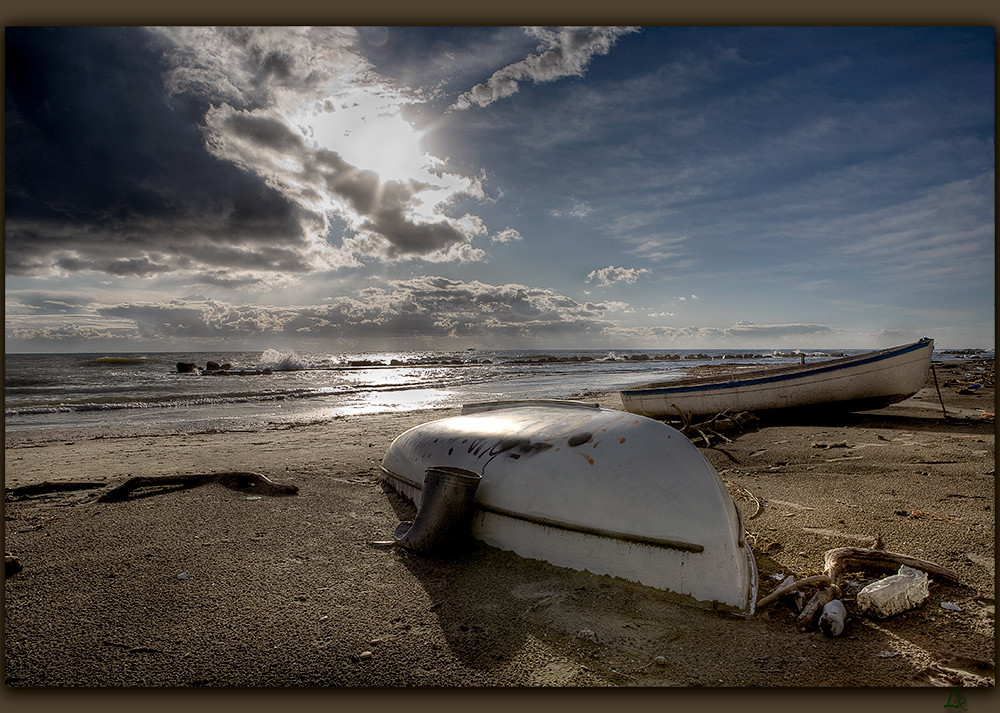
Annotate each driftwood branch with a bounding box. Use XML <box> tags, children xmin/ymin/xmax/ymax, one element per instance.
<box><xmin>725</xmin><ymin>481</ymin><xmax>762</xmax><ymax>519</ymax></box>
<box><xmin>823</xmin><ymin>546</ymin><xmax>960</xmax><ymax>586</ymax></box>
<box><xmin>670</xmin><ymin>407</ymin><xmax>753</xmax><ymax>447</ymax></box>
<box><xmin>756</xmin><ymin>574</ymin><xmax>832</xmax><ymax>609</ymax></box>
<box><xmin>98</xmin><ymin>472</ymin><xmax>298</xmax><ymax>503</ymax></box>
<box><xmin>6</xmin><ymin>481</ymin><xmax>107</xmax><ymax>498</ymax></box>
<box><xmin>797</xmin><ymin>585</ymin><xmax>841</xmax><ymax>630</ymax></box>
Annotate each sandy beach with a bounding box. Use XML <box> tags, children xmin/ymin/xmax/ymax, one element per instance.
<box><xmin>3</xmin><ymin>359</ymin><xmax>995</xmax><ymax>690</ymax></box>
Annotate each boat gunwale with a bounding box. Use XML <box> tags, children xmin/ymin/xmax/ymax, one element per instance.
<box><xmin>621</xmin><ymin>338</ymin><xmax>933</xmax><ymax>397</ymax></box>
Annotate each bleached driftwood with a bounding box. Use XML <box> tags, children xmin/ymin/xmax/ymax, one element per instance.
<box><xmin>98</xmin><ymin>472</ymin><xmax>298</xmax><ymax>503</ymax></box>
<box><xmin>797</xmin><ymin>585</ymin><xmax>842</xmax><ymax>630</ymax></box>
<box><xmin>756</xmin><ymin>574</ymin><xmax>832</xmax><ymax>609</ymax></box>
<box><xmin>823</xmin><ymin>547</ymin><xmax>960</xmax><ymax>586</ymax></box>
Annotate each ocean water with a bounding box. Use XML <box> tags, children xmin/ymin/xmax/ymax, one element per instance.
<box><xmin>3</xmin><ymin>346</ymin><xmax>987</xmax><ymax>436</ymax></box>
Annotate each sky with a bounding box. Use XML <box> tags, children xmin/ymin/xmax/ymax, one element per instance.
<box><xmin>4</xmin><ymin>26</ymin><xmax>995</xmax><ymax>353</ymax></box>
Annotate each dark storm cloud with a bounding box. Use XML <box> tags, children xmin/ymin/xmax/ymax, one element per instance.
<box><xmin>4</xmin><ymin>27</ymin><xmax>324</xmax><ymax>280</ymax></box>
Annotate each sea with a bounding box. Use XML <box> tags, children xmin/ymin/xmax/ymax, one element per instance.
<box><xmin>4</xmin><ymin>346</ymin><xmax>991</xmax><ymax>436</ymax></box>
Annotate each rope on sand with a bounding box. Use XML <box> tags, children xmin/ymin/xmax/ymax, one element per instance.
<box><xmin>930</xmin><ymin>364</ymin><xmax>949</xmax><ymax>419</ymax></box>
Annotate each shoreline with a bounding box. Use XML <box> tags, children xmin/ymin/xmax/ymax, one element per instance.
<box><xmin>4</xmin><ymin>360</ymin><xmax>995</xmax><ymax>687</ymax></box>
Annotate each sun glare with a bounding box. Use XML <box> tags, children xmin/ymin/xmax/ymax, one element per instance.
<box><xmin>302</xmin><ymin>93</ymin><xmax>432</xmax><ymax>184</ymax></box>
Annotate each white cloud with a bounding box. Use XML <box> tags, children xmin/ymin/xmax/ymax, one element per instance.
<box><xmin>550</xmin><ymin>202</ymin><xmax>593</xmax><ymax>218</ymax></box>
<box><xmin>450</xmin><ymin>27</ymin><xmax>639</xmax><ymax>111</ymax></box>
<box><xmin>491</xmin><ymin>227</ymin><xmax>524</xmax><ymax>243</ymax></box>
<box><xmin>586</xmin><ymin>265</ymin><xmax>650</xmax><ymax>286</ymax></box>
<box><xmin>156</xmin><ymin>27</ymin><xmax>365</xmax><ymax>110</ymax></box>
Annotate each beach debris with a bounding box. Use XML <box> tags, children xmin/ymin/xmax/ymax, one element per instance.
<box><xmin>818</xmin><ymin>600</ymin><xmax>848</xmax><ymax>637</ymax></box>
<box><xmin>822</xmin><ymin>546</ymin><xmax>960</xmax><ymax>586</ymax></box>
<box><xmin>5</xmin><ymin>554</ymin><xmax>23</xmax><ymax>578</ymax></box>
<box><xmin>905</xmin><ymin>508</ymin><xmax>946</xmax><ymax>520</ymax></box>
<box><xmin>6</xmin><ymin>480</ymin><xmax>107</xmax><ymax>498</ymax></box>
<box><xmin>940</xmin><ymin>602</ymin><xmax>963</xmax><ymax>612</ymax></box>
<box><xmin>671</xmin><ymin>406</ymin><xmax>757</xmax><ymax>447</ymax></box>
<box><xmin>797</xmin><ymin>585</ymin><xmax>841</xmax><ymax>630</ymax></box>
<box><xmin>575</xmin><ymin>629</ymin><xmax>599</xmax><ymax>643</ymax></box>
<box><xmin>771</xmin><ymin>575</ymin><xmax>805</xmax><ymax>612</ymax></box>
<box><xmin>367</xmin><ymin>540</ymin><xmax>397</xmax><ymax>549</ymax></box>
<box><xmin>98</xmin><ymin>471</ymin><xmax>298</xmax><ymax>502</ymax></box>
<box><xmin>756</xmin><ymin>574</ymin><xmax>832</xmax><ymax>609</ymax></box>
<box><xmin>176</xmin><ymin>573</ymin><xmax>189</xmax><ymax>581</ymax></box>
<box><xmin>877</xmin><ymin>650</ymin><xmax>900</xmax><ymax>658</ymax></box>
<box><xmin>856</xmin><ymin>565</ymin><xmax>930</xmax><ymax>619</ymax></box>
<box><xmin>724</xmin><ymin>480</ymin><xmax>762</xmax><ymax>519</ymax></box>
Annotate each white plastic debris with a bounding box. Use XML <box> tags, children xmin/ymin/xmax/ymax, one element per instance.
<box><xmin>818</xmin><ymin>599</ymin><xmax>847</xmax><ymax>637</ymax></box>
<box><xmin>856</xmin><ymin>565</ymin><xmax>929</xmax><ymax>618</ymax></box>
<box><xmin>177</xmin><ymin>573</ymin><xmax>189</xmax><ymax>581</ymax></box>
<box><xmin>940</xmin><ymin>602</ymin><xmax>963</xmax><ymax>612</ymax></box>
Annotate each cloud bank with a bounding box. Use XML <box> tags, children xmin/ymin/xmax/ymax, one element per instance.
<box><xmin>6</xmin><ymin>277</ymin><xmax>623</xmax><ymax>349</ymax></box>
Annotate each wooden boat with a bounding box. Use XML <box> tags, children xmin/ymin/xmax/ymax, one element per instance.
<box><xmin>381</xmin><ymin>401</ymin><xmax>758</xmax><ymax>615</ymax></box>
<box><xmin>620</xmin><ymin>338</ymin><xmax>934</xmax><ymax>420</ymax></box>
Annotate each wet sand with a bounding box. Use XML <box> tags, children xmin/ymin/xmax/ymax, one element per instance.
<box><xmin>3</xmin><ymin>359</ymin><xmax>994</xmax><ymax>690</ymax></box>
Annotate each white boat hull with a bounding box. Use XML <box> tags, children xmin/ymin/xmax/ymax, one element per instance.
<box><xmin>621</xmin><ymin>338</ymin><xmax>934</xmax><ymax>419</ymax></box>
<box><xmin>381</xmin><ymin>401</ymin><xmax>758</xmax><ymax>615</ymax></box>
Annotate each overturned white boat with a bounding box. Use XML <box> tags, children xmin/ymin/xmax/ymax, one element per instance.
<box><xmin>381</xmin><ymin>401</ymin><xmax>758</xmax><ymax>615</ymax></box>
<box><xmin>621</xmin><ymin>338</ymin><xmax>934</xmax><ymax>420</ymax></box>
